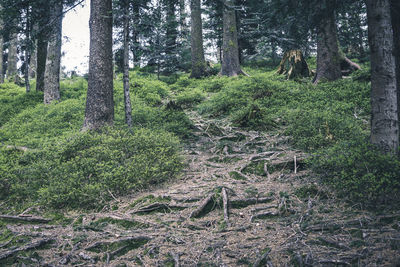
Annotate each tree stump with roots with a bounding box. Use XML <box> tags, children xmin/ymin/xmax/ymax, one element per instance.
<box><xmin>277</xmin><ymin>50</ymin><xmax>311</xmax><ymax>79</ymax></box>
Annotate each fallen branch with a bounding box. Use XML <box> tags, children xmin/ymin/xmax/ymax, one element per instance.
<box><xmin>222</xmin><ymin>188</ymin><xmax>230</xmax><ymax>226</ymax></box>
<box><xmin>5</xmin><ymin>145</ymin><xmax>30</xmax><ymax>152</ymax></box>
<box><xmin>189</xmin><ymin>193</ymin><xmax>216</xmax><ymax>218</ymax></box>
<box><xmin>0</xmin><ymin>238</ymin><xmax>54</xmax><ymax>260</ymax></box>
<box><xmin>0</xmin><ymin>215</ymin><xmax>51</xmax><ymax>224</ymax></box>
<box><xmin>230</xmin><ymin>197</ymin><xmax>274</xmax><ymax>209</ymax></box>
<box><xmin>250</xmin><ymin>211</ymin><xmax>278</xmax><ymax>222</ymax></box>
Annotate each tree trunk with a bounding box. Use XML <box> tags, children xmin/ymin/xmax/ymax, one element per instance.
<box><xmin>24</xmin><ymin>6</ymin><xmax>32</xmax><ymax>93</ymax></box>
<box><xmin>190</xmin><ymin>0</ymin><xmax>206</xmax><ymax>78</ymax></box>
<box><xmin>165</xmin><ymin>0</ymin><xmax>178</xmax><ymax>71</ymax></box>
<box><xmin>366</xmin><ymin>0</ymin><xmax>399</xmax><ymax>154</ymax></box>
<box><xmin>313</xmin><ymin>0</ymin><xmax>342</xmax><ymax>84</ymax></box>
<box><xmin>35</xmin><ymin>7</ymin><xmax>49</xmax><ymax>92</ymax></box>
<box><xmin>179</xmin><ymin>0</ymin><xmax>188</xmax><ymax>38</ymax></box>
<box><xmin>131</xmin><ymin>1</ymin><xmax>140</xmax><ymax>67</ymax></box>
<box><xmin>44</xmin><ymin>1</ymin><xmax>63</xmax><ymax>104</ymax></box>
<box><xmin>0</xmin><ymin>11</ymin><xmax>4</xmax><ymax>84</ymax></box>
<box><xmin>123</xmin><ymin>0</ymin><xmax>133</xmax><ymax>127</ymax></box>
<box><xmin>221</xmin><ymin>0</ymin><xmax>242</xmax><ymax>76</ymax></box>
<box><xmin>83</xmin><ymin>0</ymin><xmax>114</xmax><ymax>130</ymax></box>
<box><xmin>391</xmin><ymin>0</ymin><xmax>400</xmax><ymax>125</ymax></box>
<box><xmin>29</xmin><ymin>41</ymin><xmax>37</xmax><ymax>79</ymax></box>
<box><xmin>7</xmin><ymin>33</ymin><xmax>18</xmax><ymax>82</ymax></box>
<box><xmin>277</xmin><ymin>50</ymin><xmax>310</xmax><ymax>80</ymax></box>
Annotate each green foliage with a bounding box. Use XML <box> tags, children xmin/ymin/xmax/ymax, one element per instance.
<box><xmin>1</xmin><ymin>128</ymin><xmax>183</xmax><ymax>209</ymax></box>
<box><xmin>0</xmin><ymin>83</ymin><xmax>42</xmax><ymax>127</ymax></box>
<box><xmin>174</xmin><ymin>88</ymin><xmax>206</xmax><ymax>108</ymax></box>
<box><xmin>311</xmin><ymin>139</ymin><xmax>400</xmax><ymax>205</ymax></box>
<box><xmin>0</xmin><ymin>99</ymin><xmax>85</xmax><ymax>148</ymax></box>
<box><xmin>60</xmin><ymin>77</ymin><xmax>88</xmax><ymax>100</ymax></box>
<box><xmin>130</xmin><ymin>76</ymin><xmax>169</xmax><ymax>106</ymax></box>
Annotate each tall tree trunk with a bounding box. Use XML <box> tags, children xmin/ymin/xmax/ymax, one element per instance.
<box><xmin>221</xmin><ymin>0</ymin><xmax>242</xmax><ymax>76</ymax></box>
<box><xmin>24</xmin><ymin>6</ymin><xmax>32</xmax><ymax>93</ymax></box>
<box><xmin>35</xmin><ymin>7</ymin><xmax>49</xmax><ymax>92</ymax></box>
<box><xmin>179</xmin><ymin>0</ymin><xmax>188</xmax><ymax>38</ymax></box>
<box><xmin>29</xmin><ymin>45</ymin><xmax>36</xmax><ymax>78</ymax></box>
<box><xmin>366</xmin><ymin>0</ymin><xmax>399</xmax><ymax>154</ymax></box>
<box><xmin>44</xmin><ymin>1</ymin><xmax>63</xmax><ymax>104</ymax></box>
<box><xmin>131</xmin><ymin>1</ymin><xmax>140</xmax><ymax>67</ymax></box>
<box><xmin>190</xmin><ymin>0</ymin><xmax>206</xmax><ymax>78</ymax></box>
<box><xmin>391</xmin><ymin>0</ymin><xmax>400</xmax><ymax>126</ymax></box>
<box><xmin>165</xmin><ymin>0</ymin><xmax>178</xmax><ymax>71</ymax></box>
<box><xmin>7</xmin><ymin>33</ymin><xmax>18</xmax><ymax>82</ymax></box>
<box><xmin>83</xmin><ymin>0</ymin><xmax>114</xmax><ymax>130</ymax></box>
<box><xmin>313</xmin><ymin>0</ymin><xmax>342</xmax><ymax>84</ymax></box>
<box><xmin>123</xmin><ymin>0</ymin><xmax>132</xmax><ymax>127</ymax></box>
<box><xmin>0</xmin><ymin>11</ymin><xmax>4</xmax><ymax>84</ymax></box>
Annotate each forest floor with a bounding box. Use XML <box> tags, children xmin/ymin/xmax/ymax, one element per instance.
<box><xmin>1</xmin><ymin>105</ymin><xmax>400</xmax><ymax>266</ymax></box>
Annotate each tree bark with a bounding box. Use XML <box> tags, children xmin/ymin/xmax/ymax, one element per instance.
<box><xmin>131</xmin><ymin>1</ymin><xmax>140</xmax><ymax>67</ymax></box>
<box><xmin>313</xmin><ymin>0</ymin><xmax>342</xmax><ymax>84</ymax></box>
<box><xmin>44</xmin><ymin>0</ymin><xmax>63</xmax><ymax>104</ymax></box>
<box><xmin>165</xmin><ymin>0</ymin><xmax>178</xmax><ymax>67</ymax></box>
<box><xmin>391</xmin><ymin>0</ymin><xmax>400</xmax><ymax>125</ymax></box>
<box><xmin>0</xmin><ymin>10</ymin><xmax>4</xmax><ymax>84</ymax></box>
<box><xmin>221</xmin><ymin>0</ymin><xmax>242</xmax><ymax>76</ymax></box>
<box><xmin>277</xmin><ymin>50</ymin><xmax>310</xmax><ymax>79</ymax></box>
<box><xmin>366</xmin><ymin>0</ymin><xmax>399</xmax><ymax>154</ymax></box>
<box><xmin>7</xmin><ymin>33</ymin><xmax>18</xmax><ymax>82</ymax></box>
<box><xmin>123</xmin><ymin>0</ymin><xmax>133</xmax><ymax>127</ymax></box>
<box><xmin>29</xmin><ymin>41</ymin><xmax>37</xmax><ymax>79</ymax></box>
<box><xmin>35</xmin><ymin>7</ymin><xmax>49</xmax><ymax>92</ymax></box>
<box><xmin>83</xmin><ymin>0</ymin><xmax>114</xmax><ymax>130</ymax></box>
<box><xmin>190</xmin><ymin>0</ymin><xmax>206</xmax><ymax>78</ymax></box>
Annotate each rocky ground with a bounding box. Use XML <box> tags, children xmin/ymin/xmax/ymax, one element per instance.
<box><xmin>1</xmin><ymin>108</ymin><xmax>400</xmax><ymax>266</ymax></box>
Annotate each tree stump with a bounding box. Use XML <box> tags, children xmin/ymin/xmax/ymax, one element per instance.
<box><xmin>277</xmin><ymin>50</ymin><xmax>311</xmax><ymax>79</ymax></box>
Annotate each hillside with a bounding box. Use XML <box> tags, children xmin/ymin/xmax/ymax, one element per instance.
<box><xmin>0</xmin><ymin>66</ymin><xmax>399</xmax><ymax>266</ymax></box>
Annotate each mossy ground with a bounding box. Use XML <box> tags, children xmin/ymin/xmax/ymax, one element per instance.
<box><xmin>0</xmin><ymin>62</ymin><xmax>399</xmax><ymax>266</ymax></box>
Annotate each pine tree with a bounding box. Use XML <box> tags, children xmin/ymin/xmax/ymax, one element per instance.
<box><xmin>366</xmin><ymin>0</ymin><xmax>399</xmax><ymax>154</ymax></box>
<box><xmin>190</xmin><ymin>0</ymin><xmax>206</xmax><ymax>78</ymax></box>
<box><xmin>83</xmin><ymin>0</ymin><xmax>114</xmax><ymax>130</ymax></box>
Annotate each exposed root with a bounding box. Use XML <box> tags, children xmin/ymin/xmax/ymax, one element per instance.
<box><xmin>0</xmin><ymin>238</ymin><xmax>54</xmax><ymax>260</ymax></box>
<box><xmin>189</xmin><ymin>193</ymin><xmax>216</xmax><ymax>218</ymax></box>
<box><xmin>0</xmin><ymin>215</ymin><xmax>51</xmax><ymax>224</ymax></box>
<box><xmin>222</xmin><ymin>188</ymin><xmax>230</xmax><ymax>226</ymax></box>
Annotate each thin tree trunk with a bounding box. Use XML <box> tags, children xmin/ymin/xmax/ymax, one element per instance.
<box><xmin>190</xmin><ymin>0</ymin><xmax>206</xmax><ymax>78</ymax></box>
<box><xmin>44</xmin><ymin>1</ymin><xmax>63</xmax><ymax>104</ymax></box>
<box><xmin>131</xmin><ymin>1</ymin><xmax>140</xmax><ymax>67</ymax></box>
<box><xmin>123</xmin><ymin>0</ymin><xmax>132</xmax><ymax>127</ymax></box>
<box><xmin>221</xmin><ymin>0</ymin><xmax>242</xmax><ymax>76</ymax></box>
<box><xmin>29</xmin><ymin>41</ymin><xmax>37</xmax><ymax>79</ymax></box>
<box><xmin>35</xmin><ymin>8</ymin><xmax>49</xmax><ymax>92</ymax></box>
<box><xmin>7</xmin><ymin>33</ymin><xmax>18</xmax><ymax>82</ymax></box>
<box><xmin>165</xmin><ymin>0</ymin><xmax>178</xmax><ymax>72</ymax></box>
<box><xmin>24</xmin><ymin>6</ymin><xmax>32</xmax><ymax>93</ymax></box>
<box><xmin>83</xmin><ymin>0</ymin><xmax>114</xmax><ymax>130</ymax></box>
<box><xmin>0</xmin><ymin>10</ymin><xmax>4</xmax><ymax>84</ymax></box>
<box><xmin>366</xmin><ymin>0</ymin><xmax>399</xmax><ymax>154</ymax></box>
<box><xmin>313</xmin><ymin>0</ymin><xmax>342</xmax><ymax>84</ymax></box>
<box><xmin>391</xmin><ymin>0</ymin><xmax>400</xmax><ymax>126</ymax></box>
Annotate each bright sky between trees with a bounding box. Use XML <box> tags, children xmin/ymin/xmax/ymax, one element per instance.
<box><xmin>62</xmin><ymin>0</ymin><xmax>90</xmax><ymax>75</ymax></box>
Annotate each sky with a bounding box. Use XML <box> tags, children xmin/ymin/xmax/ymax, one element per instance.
<box><xmin>62</xmin><ymin>0</ymin><xmax>90</xmax><ymax>75</ymax></box>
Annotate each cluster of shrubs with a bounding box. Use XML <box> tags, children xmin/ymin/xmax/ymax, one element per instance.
<box><xmin>0</xmin><ymin>74</ymin><xmax>192</xmax><ymax>210</ymax></box>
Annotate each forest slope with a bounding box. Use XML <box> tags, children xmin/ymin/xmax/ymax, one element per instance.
<box><xmin>0</xmin><ymin>65</ymin><xmax>399</xmax><ymax>266</ymax></box>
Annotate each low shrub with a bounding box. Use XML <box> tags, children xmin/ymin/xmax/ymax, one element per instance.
<box><xmin>1</xmin><ymin>128</ymin><xmax>183</xmax><ymax>209</ymax></box>
<box><xmin>0</xmin><ymin>83</ymin><xmax>42</xmax><ymax>127</ymax></box>
<box><xmin>311</xmin><ymin>139</ymin><xmax>400</xmax><ymax>205</ymax></box>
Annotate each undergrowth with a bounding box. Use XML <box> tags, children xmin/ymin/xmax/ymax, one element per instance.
<box><xmin>0</xmin><ymin>73</ymin><xmax>191</xmax><ymax>211</ymax></box>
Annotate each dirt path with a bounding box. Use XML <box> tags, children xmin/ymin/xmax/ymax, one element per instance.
<box><xmin>1</xmin><ymin>109</ymin><xmax>399</xmax><ymax>266</ymax></box>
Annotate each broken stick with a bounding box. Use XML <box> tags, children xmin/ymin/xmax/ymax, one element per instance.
<box><xmin>189</xmin><ymin>193</ymin><xmax>216</xmax><ymax>218</ymax></box>
<box><xmin>222</xmin><ymin>188</ymin><xmax>230</xmax><ymax>226</ymax></box>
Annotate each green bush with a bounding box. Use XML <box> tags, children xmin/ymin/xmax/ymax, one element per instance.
<box><xmin>0</xmin><ymin>99</ymin><xmax>84</xmax><ymax>148</ymax></box>
<box><xmin>311</xmin><ymin>139</ymin><xmax>400</xmax><ymax>205</ymax></box>
<box><xmin>0</xmin><ymin>83</ymin><xmax>42</xmax><ymax>127</ymax></box>
<box><xmin>174</xmin><ymin>88</ymin><xmax>206</xmax><ymax>108</ymax></box>
<box><xmin>1</xmin><ymin>128</ymin><xmax>183</xmax><ymax>209</ymax></box>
